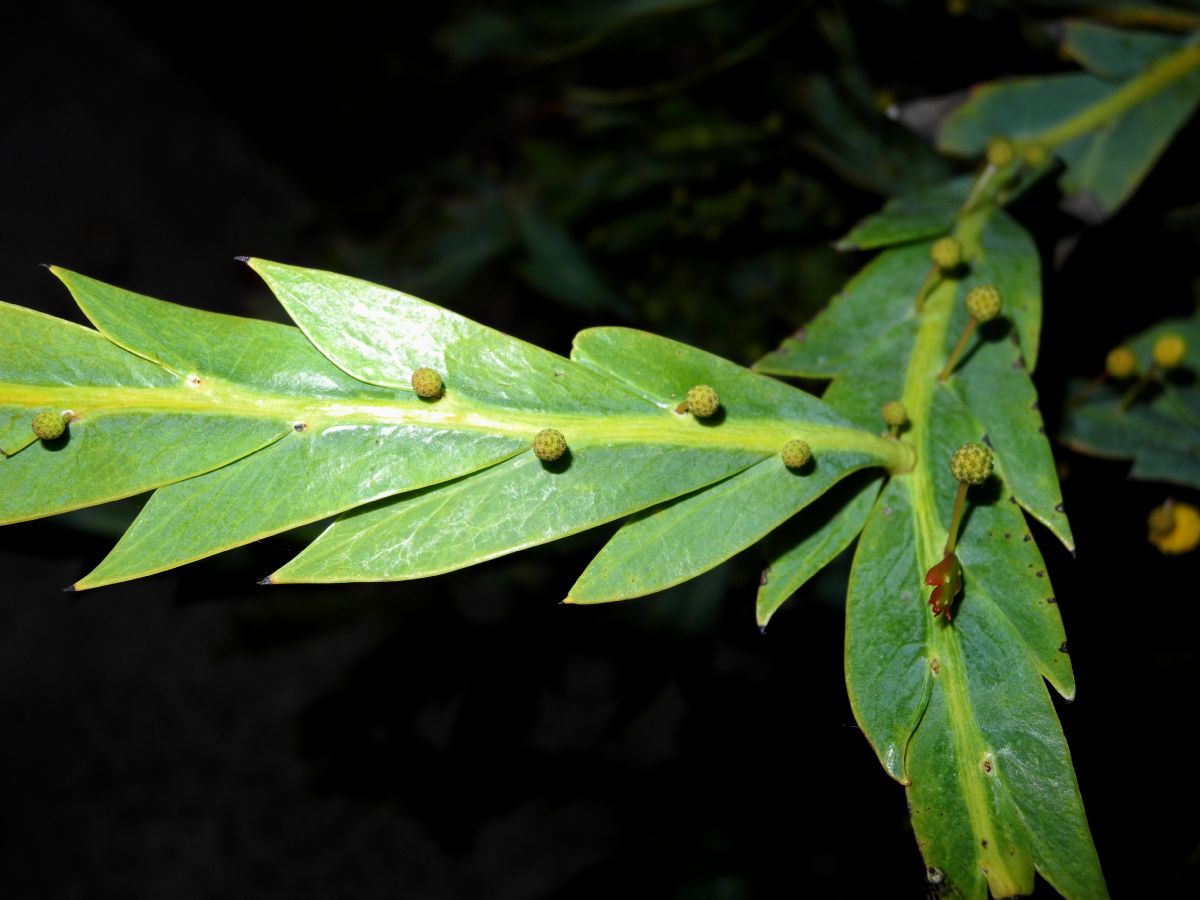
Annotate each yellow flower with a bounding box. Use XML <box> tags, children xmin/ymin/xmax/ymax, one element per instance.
<box><xmin>1105</xmin><ymin>346</ymin><xmax>1136</xmax><ymax>379</ymax></box>
<box><xmin>1152</xmin><ymin>333</ymin><xmax>1187</xmax><ymax>370</ymax></box>
<box><xmin>1148</xmin><ymin>502</ymin><xmax>1200</xmax><ymax>555</ymax></box>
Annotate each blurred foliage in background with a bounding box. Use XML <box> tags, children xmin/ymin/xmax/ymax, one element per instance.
<box><xmin>4</xmin><ymin>0</ymin><xmax>1200</xmax><ymax>897</ymax></box>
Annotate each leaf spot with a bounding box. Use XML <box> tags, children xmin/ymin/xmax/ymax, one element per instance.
<box><xmin>1047</xmin><ymin>596</ymin><xmax>1057</xmax><ymax>604</ymax></box>
<box><xmin>1035</xmin><ymin>570</ymin><xmax>1044</xmax><ymax>578</ymax></box>
<box><xmin>981</xmin><ymin>840</ymin><xmax>989</xmax><ymax>849</ymax></box>
<box><xmin>187</xmin><ymin>375</ymin><xmax>202</xmax><ymax>386</ymax></box>
<box><xmin>759</xmin><ymin>566</ymin><xmax>770</xmax><ymax>587</ymax></box>
<box><xmin>1054</xmin><ymin>502</ymin><xmax>1065</xmax><ymax>513</ymax></box>
<box><xmin>930</xmin><ymin>656</ymin><xmax>941</xmax><ymax>675</ymax></box>
<box><xmin>293</xmin><ymin>423</ymin><xmax>307</xmax><ymax>432</ymax></box>
<box><xmin>1059</xmin><ymin>641</ymin><xmax>1069</xmax><ymax>654</ymax></box>
<box><xmin>1023</xmin><ymin>533</ymin><xmax>1031</xmax><ymax>542</ymax></box>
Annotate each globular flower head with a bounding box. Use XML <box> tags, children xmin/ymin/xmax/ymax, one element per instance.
<box><xmin>950</xmin><ymin>442</ymin><xmax>993</xmax><ymax>485</ymax></box>
<box><xmin>410</xmin><ymin>367</ymin><xmax>444</xmax><ymax>399</ymax></box>
<box><xmin>781</xmin><ymin>439</ymin><xmax>812</xmax><ymax>469</ymax></box>
<box><xmin>881</xmin><ymin>400</ymin><xmax>907</xmax><ymax>427</ymax></box>
<box><xmin>686</xmin><ymin>384</ymin><xmax>720</xmax><ymax>418</ymax></box>
<box><xmin>1021</xmin><ymin>142</ymin><xmax>1048</xmax><ymax>167</ymax></box>
<box><xmin>1105</xmin><ymin>346</ymin><xmax>1137</xmax><ymax>379</ymax></box>
<box><xmin>532</xmin><ymin>428</ymin><xmax>567</xmax><ymax>462</ymax></box>
<box><xmin>1148</xmin><ymin>501</ymin><xmax>1200</xmax><ymax>555</ymax></box>
<box><xmin>986</xmin><ymin>136</ymin><xmax>1015</xmax><ymax>168</ymax></box>
<box><xmin>930</xmin><ymin>237</ymin><xmax>963</xmax><ymax>271</ymax></box>
<box><xmin>965</xmin><ymin>285</ymin><xmax>1002</xmax><ymax>323</ymax></box>
<box><xmin>1152</xmin><ymin>333</ymin><xmax>1187</xmax><ymax>370</ymax></box>
<box><xmin>32</xmin><ymin>411</ymin><xmax>67</xmax><ymax>441</ymax></box>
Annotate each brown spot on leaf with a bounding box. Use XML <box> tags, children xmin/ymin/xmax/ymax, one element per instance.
<box><xmin>1059</xmin><ymin>641</ymin><xmax>1069</xmax><ymax>654</ymax></box>
<box><xmin>1035</xmin><ymin>570</ymin><xmax>1044</xmax><ymax>578</ymax></box>
<box><xmin>293</xmin><ymin>423</ymin><xmax>307</xmax><ymax>432</ymax></box>
<box><xmin>760</xmin><ymin>567</ymin><xmax>771</xmax><ymax>587</ymax></box>
<box><xmin>1009</xmin><ymin>495</ymin><xmax>1017</xmax><ymax>504</ymax></box>
<box><xmin>1023</xmin><ymin>533</ymin><xmax>1031</xmax><ymax>542</ymax></box>
<box><xmin>1054</xmin><ymin>502</ymin><xmax>1065</xmax><ymax>513</ymax></box>
<box><xmin>1004</xmin><ymin>532</ymin><xmax>1011</xmax><ymax>540</ymax></box>
<box><xmin>981</xmin><ymin>840</ymin><xmax>989</xmax><ymax>849</ymax></box>
<box><xmin>930</xmin><ymin>657</ymin><xmax>941</xmax><ymax>675</ymax></box>
<box><xmin>1047</xmin><ymin>596</ymin><xmax>1057</xmax><ymax>604</ymax></box>
<box><xmin>983</xmin><ymin>759</ymin><xmax>993</xmax><ymax>773</ymax></box>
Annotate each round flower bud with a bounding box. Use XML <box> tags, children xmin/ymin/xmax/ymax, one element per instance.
<box><xmin>1149</xmin><ymin>501</ymin><xmax>1200</xmax><ymax>555</ymax></box>
<box><xmin>965</xmin><ymin>285</ymin><xmax>1002</xmax><ymax>323</ymax></box>
<box><xmin>1021</xmin><ymin>143</ymin><xmax>1048</xmax><ymax>167</ymax></box>
<box><xmin>1147</xmin><ymin>504</ymin><xmax>1176</xmax><ymax>538</ymax></box>
<box><xmin>950</xmin><ymin>442</ymin><xmax>993</xmax><ymax>485</ymax></box>
<box><xmin>1105</xmin><ymin>346</ymin><xmax>1137</xmax><ymax>379</ymax></box>
<box><xmin>686</xmin><ymin>384</ymin><xmax>720</xmax><ymax>418</ymax></box>
<box><xmin>411</xmin><ymin>367</ymin><xmax>444</xmax><ymax>399</ymax></box>
<box><xmin>1152</xmin><ymin>333</ymin><xmax>1187</xmax><ymax>370</ymax></box>
<box><xmin>930</xmin><ymin>237</ymin><xmax>962</xmax><ymax>271</ymax></box>
<box><xmin>532</xmin><ymin>428</ymin><xmax>567</xmax><ymax>462</ymax></box>
<box><xmin>32</xmin><ymin>411</ymin><xmax>67</xmax><ymax>441</ymax></box>
<box><xmin>881</xmin><ymin>400</ymin><xmax>907</xmax><ymax>427</ymax></box>
<box><xmin>781</xmin><ymin>439</ymin><xmax>812</xmax><ymax>469</ymax></box>
<box><xmin>986</xmin><ymin>136</ymin><xmax>1015</xmax><ymax>168</ymax></box>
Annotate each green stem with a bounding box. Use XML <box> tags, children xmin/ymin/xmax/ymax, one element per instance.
<box><xmin>944</xmin><ymin>481</ymin><xmax>969</xmax><ymax>555</ymax></box>
<box><xmin>1028</xmin><ymin>43</ymin><xmax>1200</xmax><ymax>150</ymax></box>
<box><xmin>1117</xmin><ymin>365</ymin><xmax>1158</xmax><ymax>412</ymax></box>
<box><xmin>938</xmin><ymin>318</ymin><xmax>978</xmax><ymax>382</ymax></box>
<box><xmin>914</xmin><ymin>266</ymin><xmax>940</xmax><ymax>313</ymax></box>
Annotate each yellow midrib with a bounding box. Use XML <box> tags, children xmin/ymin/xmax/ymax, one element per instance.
<box><xmin>0</xmin><ymin>379</ymin><xmax>915</xmax><ymax>469</ymax></box>
<box><xmin>899</xmin><ymin>209</ymin><xmax>1030</xmax><ymax>897</ymax></box>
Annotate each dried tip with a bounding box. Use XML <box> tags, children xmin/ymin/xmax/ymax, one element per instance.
<box><xmin>561</xmin><ymin>596</ymin><xmax>576</xmax><ymax>605</ymax></box>
<box><xmin>234</xmin><ymin>255</ymin><xmax>250</xmax><ymax>263</ymax></box>
<box><xmin>257</xmin><ymin>576</ymin><xmax>273</xmax><ymax>586</ymax></box>
<box><xmin>758</xmin><ymin>624</ymin><xmax>768</xmax><ymax>636</ymax></box>
<box><xmin>62</xmin><ymin>584</ymin><xmax>76</xmax><ymax>593</ymax></box>
<box><xmin>38</xmin><ymin>262</ymin><xmax>53</xmax><ymax>269</ymax></box>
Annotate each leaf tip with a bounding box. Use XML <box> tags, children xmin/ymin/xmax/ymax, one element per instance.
<box><xmin>62</xmin><ymin>584</ymin><xmax>76</xmax><ymax>593</ymax></box>
<box><xmin>233</xmin><ymin>256</ymin><xmax>251</xmax><ymax>264</ymax></box>
<box><xmin>561</xmin><ymin>596</ymin><xmax>577</xmax><ymax>605</ymax></box>
<box><xmin>257</xmin><ymin>576</ymin><xmax>274</xmax><ymax>586</ymax></box>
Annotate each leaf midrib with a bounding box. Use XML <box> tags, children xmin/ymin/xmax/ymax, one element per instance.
<box><xmin>1</xmin><ymin>378</ymin><xmax>915</xmax><ymax>467</ymax></box>
<box><xmin>899</xmin><ymin>207</ymin><xmax>1030</xmax><ymax>896</ymax></box>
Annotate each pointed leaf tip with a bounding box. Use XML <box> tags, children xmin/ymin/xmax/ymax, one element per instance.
<box><xmin>62</xmin><ymin>584</ymin><xmax>76</xmax><ymax>593</ymax></box>
<box><xmin>234</xmin><ymin>256</ymin><xmax>250</xmax><ymax>263</ymax></box>
<box><xmin>257</xmin><ymin>576</ymin><xmax>273</xmax><ymax>586</ymax></box>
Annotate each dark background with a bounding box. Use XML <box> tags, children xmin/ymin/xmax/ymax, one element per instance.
<box><xmin>1</xmin><ymin>1</ymin><xmax>1198</xmax><ymax>897</ymax></box>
